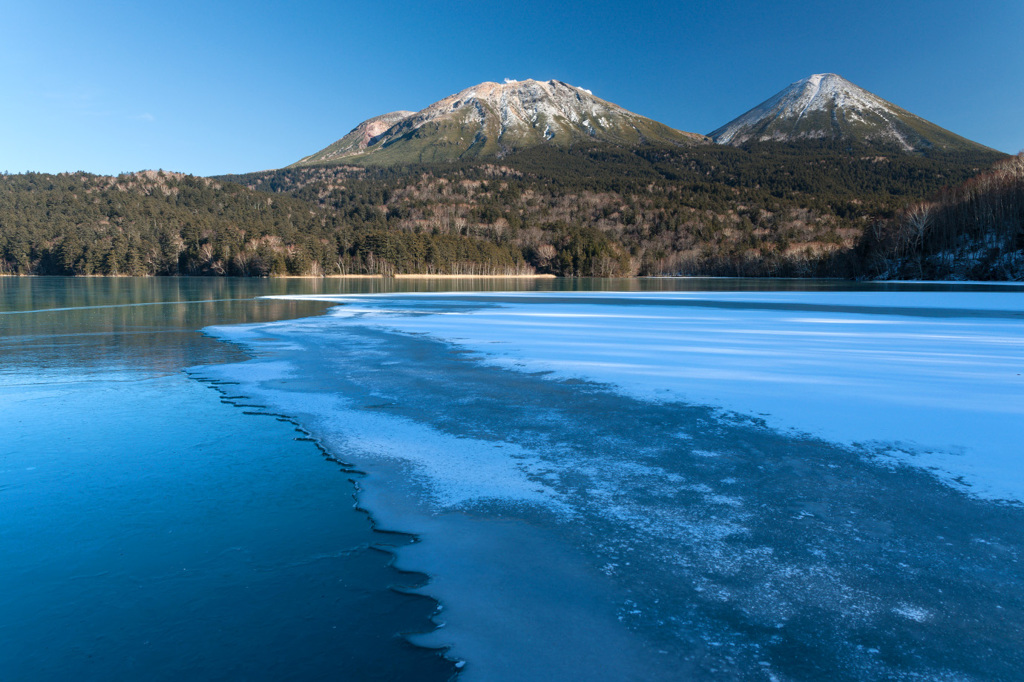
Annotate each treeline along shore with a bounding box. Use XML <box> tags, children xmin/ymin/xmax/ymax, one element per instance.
<box><xmin>1</xmin><ymin>144</ymin><xmax>1020</xmax><ymax>280</ymax></box>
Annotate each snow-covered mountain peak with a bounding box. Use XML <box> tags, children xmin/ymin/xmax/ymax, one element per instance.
<box><xmin>784</xmin><ymin>73</ymin><xmax>883</xmax><ymax>115</ymax></box>
<box><xmin>711</xmin><ymin>73</ymin><xmax>895</xmax><ymax>145</ymax></box>
<box><xmin>709</xmin><ymin>73</ymin><xmax>987</xmax><ymax>153</ymax></box>
<box><xmin>293</xmin><ymin>79</ymin><xmax>704</xmax><ymax>166</ymax></box>
<box><xmin>416</xmin><ymin>79</ymin><xmax>627</xmax><ymax>133</ymax></box>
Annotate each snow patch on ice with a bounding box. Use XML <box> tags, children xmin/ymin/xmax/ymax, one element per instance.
<box><xmin>893</xmin><ymin>603</ymin><xmax>932</xmax><ymax>623</ymax></box>
<box><xmin>209</xmin><ymin>379</ymin><xmax>570</xmax><ymax>514</ymax></box>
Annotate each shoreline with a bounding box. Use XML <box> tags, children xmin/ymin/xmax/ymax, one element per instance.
<box><xmin>0</xmin><ymin>273</ymin><xmax>555</xmax><ymax>279</ymax></box>
<box><xmin>3</xmin><ymin>272</ymin><xmax>1022</xmax><ymax>285</ymax></box>
<box><xmin>391</xmin><ymin>273</ymin><xmax>555</xmax><ymax>279</ymax></box>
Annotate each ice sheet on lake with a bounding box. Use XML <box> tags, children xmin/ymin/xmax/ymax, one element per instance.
<box><xmin>268</xmin><ymin>290</ymin><xmax>1024</xmax><ymax>503</ymax></box>
<box><xmin>203</xmin><ymin>289</ymin><xmax>1024</xmax><ymax>681</ymax></box>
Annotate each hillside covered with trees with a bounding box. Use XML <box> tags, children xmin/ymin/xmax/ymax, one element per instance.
<box><xmin>225</xmin><ymin>142</ymin><xmax>1007</xmax><ymax>278</ymax></box>
<box><xmin>857</xmin><ymin>153</ymin><xmax>1024</xmax><ymax>280</ymax></box>
<box><xmin>0</xmin><ymin>143</ymin><xmax>1013</xmax><ymax>279</ymax></box>
<box><xmin>0</xmin><ymin>170</ymin><xmax>528</xmax><ymax>277</ymax></box>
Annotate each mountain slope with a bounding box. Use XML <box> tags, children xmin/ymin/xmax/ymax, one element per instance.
<box><xmin>292</xmin><ymin>79</ymin><xmax>707</xmax><ymax>167</ymax></box>
<box><xmin>293</xmin><ymin>111</ymin><xmax>416</xmax><ymax>166</ymax></box>
<box><xmin>710</xmin><ymin>73</ymin><xmax>993</xmax><ymax>154</ymax></box>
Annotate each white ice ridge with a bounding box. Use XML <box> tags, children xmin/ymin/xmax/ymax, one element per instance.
<box><xmin>262</xmin><ymin>289</ymin><xmax>1024</xmax><ymax>503</ymax></box>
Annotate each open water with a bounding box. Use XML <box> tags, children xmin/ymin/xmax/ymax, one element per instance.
<box><xmin>0</xmin><ymin>277</ymin><xmax>456</xmax><ymax>681</ymax></box>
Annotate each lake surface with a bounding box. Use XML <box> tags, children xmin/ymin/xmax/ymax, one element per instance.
<box><xmin>0</xmin><ymin>278</ymin><xmax>454</xmax><ymax>681</ymax></box>
<box><xmin>3</xmin><ymin>277</ymin><xmax>1023</xmax><ymax>681</ymax></box>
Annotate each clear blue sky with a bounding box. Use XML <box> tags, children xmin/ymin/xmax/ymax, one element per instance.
<box><xmin>2</xmin><ymin>0</ymin><xmax>1021</xmax><ymax>176</ymax></box>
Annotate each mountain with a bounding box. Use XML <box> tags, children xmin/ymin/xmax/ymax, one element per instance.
<box><xmin>299</xmin><ymin>111</ymin><xmax>417</xmax><ymax>165</ymax></box>
<box><xmin>5</xmin><ymin>76</ymin><xmax>1012</xmax><ymax>281</ymax></box>
<box><xmin>710</xmin><ymin>73</ymin><xmax>993</xmax><ymax>154</ymax></box>
<box><xmin>291</xmin><ymin>79</ymin><xmax>707</xmax><ymax>167</ymax></box>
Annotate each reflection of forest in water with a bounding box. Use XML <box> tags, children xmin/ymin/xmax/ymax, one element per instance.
<box><xmin>1</xmin><ymin>281</ymin><xmax>326</xmax><ymax>376</ymax></box>
<box><xmin>0</xmin><ymin>277</ymin><xmax>552</xmax><ymax>376</ymax></box>
<box><xmin>2</xmin><ymin>276</ymin><xmax>1004</xmax><ymax>378</ymax></box>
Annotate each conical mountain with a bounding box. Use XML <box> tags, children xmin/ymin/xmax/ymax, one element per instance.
<box><xmin>292</xmin><ymin>79</ymin><xmax>707</xmax><ymax>167</ymax></box>
<box><xmin>710</xmin><ymin>73</ymin><xmax>992</xmax><ymax>153</ymax></box>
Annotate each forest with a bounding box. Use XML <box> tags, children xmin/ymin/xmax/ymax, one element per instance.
<box><xmin>857</xmin><ymin>152</ymin><xmax>1024</xmax><ymax>280</ymax></box>
<box><xmin>0</xmin><ymin>170</ymin><xmax>527</xmax><ymax>277</ymax></box>
<box><xmin>0</xmin><ymin>142</ymin><xmax>1014</xmax><ymax>279</ymax></box>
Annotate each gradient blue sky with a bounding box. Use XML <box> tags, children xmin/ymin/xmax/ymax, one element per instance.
<box><xmin>2</xmin><ymin>0</ymin><xmax>1021</xmax><ymax>176</ymax></box>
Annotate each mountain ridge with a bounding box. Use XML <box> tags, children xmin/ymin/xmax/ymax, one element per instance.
<box><xmin>293</xmin><ymin>74</ymin><xmax>997</xmax><ymax>169</ymax></box>
<box><xmin>293</xmin><ymin>111</ymin><xmax>416</xmax><ymax>166</ymax></box>
<box><xmin>291</xmin><ymin>79</ymin><xmax>707</xmax><ymax>167</ymax></box>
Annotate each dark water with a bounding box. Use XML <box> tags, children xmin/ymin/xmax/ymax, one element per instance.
<box><xmin>0</xmin><ymin>277</ymin><xmax>460</xmax><ymax>681</ymax></box>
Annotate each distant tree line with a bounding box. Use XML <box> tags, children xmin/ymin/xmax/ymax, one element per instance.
<box><xmin>0</xmin><ymin>171</ymin><xmax>528</xmax><ymax>277</ymax></box>
<box><xmin>0</xmin><ymin>142</ymin><xmax>1013</xmax><ymax>279</ymax></box>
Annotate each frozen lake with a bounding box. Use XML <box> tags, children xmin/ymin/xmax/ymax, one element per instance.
<box><xmin>201</xmin><ymin>285</ymin><xmax>1024</xmax><ymax>681</ymax></box>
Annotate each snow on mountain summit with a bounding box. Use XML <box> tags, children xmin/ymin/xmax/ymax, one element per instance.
<box><xmin>414</xmin><ymin>79</ymin><xmax>620</xmax><ymax>138</ymax></box>
<box><xmin>710</xmin><ymin>73</ymin><xmax>988</xmax><ymax>153</ymax></box>
<box><xmin>294</xmin><ymin>74</ymin><xmax>991</xmax><ymax>167</ymax></box>
<box><xmin>293</xmin><ymin>79</ymin><xmax>705</xmax><ymax>167</ymax></box>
